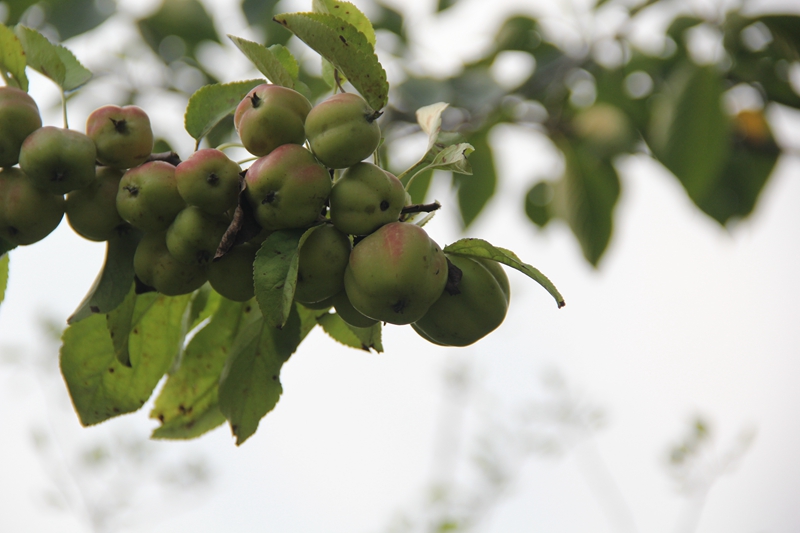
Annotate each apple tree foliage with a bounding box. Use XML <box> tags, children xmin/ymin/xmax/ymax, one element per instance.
<box><xmin>0</xmin><ymin>0</ymin><xmax>797</xmax><ymax>444</ymax></box>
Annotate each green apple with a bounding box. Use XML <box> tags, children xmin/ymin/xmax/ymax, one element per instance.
<box><xmin>305</xmin><ymin>92</ymin><xmax>381</xmax><ymax>169</ymax></box>
<box><xmin>0</xmin><ymin>86</ymin><xmax>42</xmax><ymax>168</ymax></box>
<box><xmin>234</xmin><ymin>84</ymin><xmax>312</xmax><ymax>157</ymax></box>
<box><xmin>116</xmin><ymin>161</ymin><xmax>185</xmax><ymax>232</ymax></box>
<box><xmin>207</xmin><ymin>243</ymin><xmax>258</xmax><ymax>302</ymax></box>
<box><xmin>244</xmin><ymin>144</ymin><xmax>331</xmax><ymax>231</ymax></box>
<box><xmin>344</xmin><ymin>222</ymin><xmax>447</xmax><ymax>325</ymax></box>
<box><xmin>66</xmin><ymin>167</ymin><xmax>129</xmax><ymax>241</ymax></box>
<box><xmin>329</xmin><ymin>162</ymin><xmax>406</xmax><ymax>235</ymax></box>
<box><xmin>86</xmin><ymin>105</ymin><xmax>154</xmax><ymax>169</ymax></box>
<box><xmin>331</xmin><ymin>290</ymin><xmax>377</xmax><ymax>328</ymax></box>
<box><xmin>412</xmin><ymin>256</ymin><xmax>510</xmax><ymax>346</ymax></box>
<box><xmin>166</xmin><ymin>206</ymin><xmax>230</xmax><ymax>265</ymax></box>
<box><xmin>134</xmin><ymin>231</ymin><xmax>208</xmax><ymax>296</ymax></box>
<box><xmin>0</xmin><ymin>167</ymin><xmax>64</xmax><ymax>245</ymax></box>
<box><xmin>18</xmin><ymin>126</ymin><xmax>97</xmax><ymax>195</ymax></box>
<box><xmin>294</xmin><ymin>224</ymin><xmax>351</xmax><ymax>305</ymax></box>
<box><xmin>175</xmin><ymin>148</ymin><xmax>241</xmax><ymax>215</ymax></box>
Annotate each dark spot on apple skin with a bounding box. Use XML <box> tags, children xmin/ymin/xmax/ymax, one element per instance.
<box><xmin>108</xmin><ymin>367</ymin><xmax>115</xmax><ymax>373</ymax></box>
<box><xmin>380</xmin><ymin>200</ymin><xmax>390</xmax><ymax>211</ymax></box>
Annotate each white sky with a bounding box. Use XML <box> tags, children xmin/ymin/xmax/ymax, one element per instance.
<box><xmin>2</xmin><ymin>0</ymin><xmax>800</xmax><ymax>532</ymax></box>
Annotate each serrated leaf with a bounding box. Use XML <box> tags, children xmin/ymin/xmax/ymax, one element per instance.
<box><xmin>68</xmin><ymin>230</ymin><xmax>142</xmax><ymax>324</ymax></box>
<box><xmin>318</xmin><ymin>312</ymin><xmax>383</xmax><ymax>352</ymax></box>
<box><xmin>0</xmin><ymin>23</ymin><xmax>29</xmax><ymax>90</ymax></box>
<box><xmin>228</xmin><ymin>35</ymin><xmax>295</xmax><ymax>88</ymax></box>
<box><xmin>60</xmin><ymin>291</ymin><xmax>193</xmax><ymax>426</ymax></box>
<box><xmin>15</xmin><ymin>26</ymin><xmax>91</xmax><ymax>91</ymax></box>
<box><xmin>444</xmin><ymin>238</ymin><xmax>565</xmax><ymax>308</ymax></box>
<box><xmin>0</xmin><ymin>254</ymin><xmax>8</xmax><ymax>307</ymax></box>
<box><xmin>151</xmin><ymin>298</ymin><xmax>256</xmax><ymax>439</ymax></box>
<box><xmin>555</xmin><ymin>140</ymin><xmax>620</xmax><ymax>266</ymax></box>
<box><xmin>312</xmin><ymin>0</ymin><xmax>376</xmax><ymax>47</ymax></box>
<box><xmin>269</xmin><ymin>44</ymin><xmax>300</xmax><ymax>79</ymax></box>
<box><xmin>184</xmin><ymin>79</ymin><xmax>263</xmax><ymax>147</ymax></box>
<box><xmin>218</xmin><ymin>305</ymin><xmax>303</xmax><ymax>445</ymax></box>
<box><xmin>253</xmin><ymin>228</ymin><xmax>314</xmax><ymax>329</ymax></box>
<box><xmin>273</xmin><ymin>12</ymin><xmax>388</xmax><ymax>111</ymax></box>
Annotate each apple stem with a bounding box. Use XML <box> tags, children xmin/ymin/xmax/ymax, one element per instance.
<box><xmin>216</xmin><ymin>142</ymin><xmax>245</xmax><ymax>152</ymax></box>
<box><xmin>61</xmin><ymin>91</ymin><xmax>69</xmax><ymax>129</ymax></box>
<box><xmin>401</xmin><ymin>201</ymin><xmax>441</xmax><ymax>215</ymax></box>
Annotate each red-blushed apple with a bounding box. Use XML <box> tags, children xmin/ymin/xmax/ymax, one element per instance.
<box><xmin>234</xmin><ymin>84</ymin><xmax>312</xmax><ymax>157</ymax></box>
<box><xmin>86</xmin><ymin>105</ymin><xmax>154</xmax><ymax>169</ymax></box>
<box><xmin>116</xmin><ymin>160</ymin><xmax>185</xmax><ymax>232</ymax></box>
<box><xmin>305</xmin><ymin>92</ymin><xmax>381</xmax><ymax>169</ymax></box>
<box><xmin>175</xmin><ymin>148</ymin><xmax>241</xmax><ymax>215</ymax></box>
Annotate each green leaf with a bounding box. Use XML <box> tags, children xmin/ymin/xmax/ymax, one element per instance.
<box><xmin>525</xmin><ymin>181</ymin><xmax>555</xmax><ymax>227</ymax></box>
<box><xmin>228</xmin><ymin>35</ymin><xmax>296</xmax><ymax>88</ymax></box>
<box><xmin>556</xmin><ymin>141</ymin><xmax>620</xmax><ymax>266</ymax></box>
<box><xmin>0</xmin><ymin>23</ymin><xmax>29</xmax><ymax>90</ymax></box>
<box><xmin>14</xmin><ymin>26</ymin><xmax>92</xmax><ymax>91</ymax></box>
<box><xmin>318</xmin><ymin>312</ymin><xmax>383</xmax><ymax>352</ymax></box>
<box><xmin>454</xmin><ymin>129</ymin><xmax>495</xmax><ymax>228</ymax></box>
<box><xmin>648</xmin><ymin>63</ymin><xmax>730</xmax><ymax>201</ymax></box>
<box><xmin>68</xmin><ymin>230</ymin><xmax>142</xmax><ymax>324</ymax></box>
<box><xmin>273</xmin><ymin>12</ymin><xmax>389</xmax><ymax>111</ymax></box>
<box><xmin>136</xmin><ymin>0</ymin><xmax>220</xmax><ymax>59</ymax></box>
<box><xmin>184</xmin><ymin>79</ymin><xmax>263</xmax><ymax>147</ymax></box>
<box><xmin>0</xmin><ymin>253</ymin><xmax>8</xmax><ymax>307</ymax></box>
<box><xmin>60</xmin><ymin>291</ymin><xmax>193</xmax><ymax>426</ymax></box>
<box><xmin>218</xmin><ymin>305</ymin><xmax>303</xmax><ymax>445</ymax></box>
<box><xmin>312</xmin><ymin>0</ymin><xmax>376</xmax><ymax>48</ymax></box>
<box><xmin>444</xmin><ymin>238</ymin><xmax>565</xmax><ymax>308</ymax></box>
<box><xmin>41</xmin><ymin>0</ymin><xmax>117</xmax><ymax>41</ymax></box>
<box><xmin>151</xmin><ymin>298</ymin><xmax>257</xmax><ymax>439</ymax></box>
<box><xmin>253</xmin><ymin>228</ymin><xmax>313</xmax><ymax>329</ymax></box>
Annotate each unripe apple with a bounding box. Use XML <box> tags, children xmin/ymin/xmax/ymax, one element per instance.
<box><xmin>244</xmin><ymin>144</ymin><xmax>331</xmax><ymax>231</ymax></box>
<box><xmin>412</xmin><ymin>256</ymin><xmax>510</xmax><ymax>346</ymax></box>
<box><xmin>0</xmin><ymin>167</ymin><xmax>64</xmax><ymax>245</ymax></box>
<box><xmin>0</xmin><ymin>86</ymin><xmax>42</xmax><ymax>168</ymax></box>
<box><xmin>175</xmin><ymin>148</ymin><xmax>241</xmax><ymax>215</ymax></box>
<box><xmin>207</xmin><ymin>243</ymin><xmax>258</xmax><ymax>302</ymax></box>
<box><xmin>19</xmin><ymin>126</ymin><xmax>97</xmax><ymax>195</ymax></box>
<box><xmin>331</xmin><ymin>290</ymin><xmax>378</xmax><ymax>328</ymax></box>
<box><xmin>86</xmin><ymin>105</ymin><xmax>154</xmax><ymax>169</ymax></box>
<box><xmin>234</xmin><ymin>84</ymin><xmax>312</xmax><ymax>157</ymax></box>
<box><xmin>134</xmin><ymin>231</ymin><xmax>208</xmax><ymax>296</ymax></box>
<box><xmin>166</xmin><ymin>206</ymin><xmax>230</xmax><ymax>265</ymax></box>
<box><xmin>117</xmin><ymin>161</ymin><xmax>185</xmax><ymax>232</ymax></box>
<box><xmin>329</xmin><ymin>162</ymin><xmax>406</xmax><ymax>235</ymax></box>
<box><xmin>305</xmin><ymin>92</ymin><xmax>381</xmax><ymax>169</ymax></box>
<box><xmin>294</xmin><ymin>224</ymin><xmax>351</xmax><ymax>305</ymax></box>
<box><xmin>344</xmin><ymin>222</ymin><xmax>447</xmax><ymax>325</ymax></box>
<box><xmin>66</xmin><ymin>167</ymin><xmax>129</xmax><ymax>241</ymax></box>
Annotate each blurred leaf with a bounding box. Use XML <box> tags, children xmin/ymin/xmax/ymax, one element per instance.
<box><xmin>204</xmin><ymin>114</ymin><xmax>236</xmax><ymax>149</ymax></box>
<box><xmin>318</xmin><ymin>312</ymin><xmax>383</xmax><ymax>352</ymax></box>
<box><xmin>151</xmin><ymin>298</ymin><xmax>257</xmax><ymax>439</ymax></box>
<box><xmin>557</xmin><ymin>141</ymin><xmax>620</xmax><ymax>266</ymax></box>
<box><xmin>137</xmin><ymin>0</ymin><xmax>219</xmax><ymax>59</ymax></box>
<box><xmin>44</xmin><ymin>0</ymin><xmax>116</xmax><ymax>41</ymax></box>
<box><xmin>61</xmin><ymin>290</ymin><xmax>193</xmax><ymax>426</ymax></box>
<box><xmin>218</xmin><ymin>305</ymin><xmax>303</xmax><ymax>445</ymax></box>
<box><xmin>406</xmin><ymin>168</ymin><xmax>433</xmax><ymax>204</ymax></box>
<box><xmin>1</xmin><ymin>1</ymin><xmax>38</xmax><ymax>27</ymax></box>
<box><xmin>454</xmin><ymin>128</ymin><xmax>495</xmax><ymax>228</ymax></box>
<box><xmin>184</xmin><ymin>78</ymin><xmax>263</xmax><ymax>147</ymax></box>
<box><xmin>68</xmin><ymin>230</ymin><xmax>143</xmax><ymax>324</ymax></box>
<box><xmin>444</xmin><ymin>238</ymin><xmax>565</xmax><ymax>308</ymax></box>
<box><xmin>666</xmin><ymin>16</ymin><xmax>704</xmax><ymax>45</ymax></box>
<box><xmin>313</xmin><ymin>0</ymin><xmax>376</xmax><ymax>48</ymax></box>
<box><xmin>241</xmin><ymin>0</ymin><xmax>291</xmax><ymax>45</ymax></box>
<box><xmin>694</xmin><ymin>112</ymin><xmax>779</xmax><ymax>224</ymax></box>
<box><xmin>0</xmin><ymin>23</ymin><xmax>29</xmax><ymax>91</ymax></box>
<box><xmin>228</xmin><ymin>35</ymin><xmax>296</xmax><ymax>88</ymax></box>
<box><xmin>437</xmin><ymin>0</ymin><xmax>459</xmax><ymax>12</ymax></box>
<box><xmin>15</xmin><ymin>25</ymin><xmax>92</xmax><ymax>91</ymax></box>
<box><xmin>254</xmin><ymin>228</ymin><xmax>314</xmax><ymax>329</ymax></box>
<box><xmin>758</xmin><ymin>15</ymin><xmax>800</xmax><ymax>59</ymax></box>
<box><xmin>373</xmin><ymin>3</ymin><xmax>405</xmax><ymax>44</ymax></box>
<box><xmin>495</xmin><ymin>15</ymin><xmax>542</xmax><ymax>53</ymax></box>
<box><xmin>0</xmin><ymin>253</ymin><xmax>8</xmax><ymax>307</ymax></box>
<box><xmin>273</xmin><ymin>12</ymin><xmax>389</xmax><ymax>111</ymax></box>
<box><xmin>525</xmin><ymin>181</ymin><xmax>554</xmax><ymax>227</ymax></box>
<box><xmin>649</xmin><ymin>63</ymin><xmax>730</xmax><ymax>202</ymax></box>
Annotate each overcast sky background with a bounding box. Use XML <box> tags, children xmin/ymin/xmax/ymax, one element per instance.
<box><xmin>1</xmin><ymin>0</ymin><xmax>800</xmax><ymax>531</ymax></box>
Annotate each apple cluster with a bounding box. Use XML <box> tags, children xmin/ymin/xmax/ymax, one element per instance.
<box><xmin>0</xmin><ymin>82</ymin><xmax>510</xmax><ymax>347</ymax></box>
